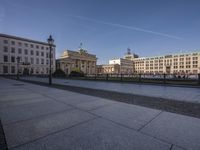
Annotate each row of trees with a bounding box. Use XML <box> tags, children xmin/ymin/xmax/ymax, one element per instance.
<box><xmin>53</xmin><ymin>68</ymin><xmax>84</xmax><ymax>77</ymax></box>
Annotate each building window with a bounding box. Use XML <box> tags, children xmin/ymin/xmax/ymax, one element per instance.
<box><xmin>24</xmin><ymin>43</ymin><xmax>28</xmax><ymax>47</ymax></box>
<box><xmin>41</xmin><ymin>52</ymin><xmax>44</xmax><ymax>56</ymax></box>
<box><xmin>31</xmin><ymin>58</ymin><xmax>34</xmax><ymax>64</ymax></box>
<box><xmin>36</xmin><ymin>45</ymin><xmax>39</xmax><ymax>49</ymax></box>
<box><xmin>18</xmin><ymin>42</ymin><xmax>22</xmax><ymax>46</ymax></box>
<box><xmin>46</xmin><ymin>60</ymin><xmax>49</xmax><ymax>65</ymax></box>
<box><xmin>25</xmin><ymin>57</ymin><xmax>28</xmax><ymax>63</ymax></box>
<box><xmin>11</xmin><ymin>66</ymin><xmax>15</xmax><ymax>73</ymax></box>
<box><xmin>41</xmin><ymin>59</ymin><xmax>44</xmax><ymax>64</ymax></box>
<box><xmin>11</xmin><ymin>41</ymin><xmax>15</xmax><ymax>45</ymax></box>
<box><xmin>41</xmin><ymin>46</ymin><xmax>44</xmax><ymax>50</ymax></box>
<box><xmin>30</xmin><ymin>44</ymin><xmax>34</xmax><ymax>48</ymax></box>
<box><xmin>4</xmin><ymin>46</ymin><xmax>8</xmax><ymax>52</ymax></box>
<box><xmin>36</xmin><ymin>51</ymin><xmax>39</xmax><ymax>56</ymax></box>
<box><xmin>4</xmin><ymin>40</ymin><xmax>8</xmax><ymax>44</ymax></box>
<box><xmin>11</xmin><ymin>47</ymin><xmax>15</xmax><ymax>53</ymax></box>
<box><xmin>3</xmin><ymin>66</ymin><xmax>8</xmax><ymax>73</ymax></box>
<box><xmin>24</xmin><ymin>49</ymin><xmax>28</xmax><ymax>55</ymax></box>
<box><xmin>11</xmin><ymin>56</ymin><xmax>15</xmax><ymax>62</ymax></box>
<box><xmin>36</xmin><ymin>58</ymin><xmax>39</xmax><ymax>64</ymax></box>
<box><xmin>18</xmin><ymin>48</ymin><xmax>22</xmax><ymax>54</ymax></box>
<box><xmin>193</xmin><ymin>65</ymin><xmax>198</xmax><ymax>68</ymax></box>
<box><xmin>193</xmin><ymin>57</ymin><xmax>198</xmax><ymax>60</ymax></box>
<box><xmin>193</xmin><ymin>61</ymin><xmax>198</xmax><ymax>64</ymax></box>
<box><xmin>31</xmin><ymin>50</ymin><xmax>34</xmax><ymax>55</ymax></box>
<box><xmin>46</xmin><ymin>47</ymin><xmax>49</xmax><ymax>50</ymax></box>
<box><xmin>4</xmin><ymin>55</ymin><xmax>8</xmax><ymax>62</ymax></box>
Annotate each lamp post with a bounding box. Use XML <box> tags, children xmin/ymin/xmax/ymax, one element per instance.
<box><xmin>16</xmin><ymin>56</ymin><xmax>20</xmax><ymax>80</ymax></box>
<box><xmin>47</xmin><ymin>35</ymin><xmax>54</xmax><ymax>85</ymax></box>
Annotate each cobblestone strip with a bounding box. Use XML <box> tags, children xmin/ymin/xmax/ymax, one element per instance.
<box><xmin>19</xmin><ymin>79</ymin><xmax>200</xmax><ymax>119</ymax></box>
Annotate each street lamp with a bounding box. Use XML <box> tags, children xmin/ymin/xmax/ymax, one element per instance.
<box><xmin>47</xmin><ymin>35</ymin><xmax>54</xmax><ymax>85</ymax></box>
<box><xmin>16</xmin><ymin>56</ymin><xmax>21</xmax><ymax>80</ymax></box>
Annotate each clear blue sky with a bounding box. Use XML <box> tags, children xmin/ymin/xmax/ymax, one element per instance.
<box><xmin>1</xmin><ymin>0</ymin><xmax>200</xmax><ymax>64</ymax></box>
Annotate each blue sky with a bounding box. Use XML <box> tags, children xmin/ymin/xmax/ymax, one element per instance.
<box><xmin>0</xmin><ymin>0</ymin><xmax>200</xmax><ymax>64</ymax></box>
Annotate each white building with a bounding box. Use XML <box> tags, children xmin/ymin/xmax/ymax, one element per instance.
<box><xmin>0</xmin><ymin>33</ymin><xmax>56</xmax><ymax>75</ymax></box>
<box><xmin>109</xmin><ymin>58</ymin><xmax>134</xmax><ymax>74</ymax></box>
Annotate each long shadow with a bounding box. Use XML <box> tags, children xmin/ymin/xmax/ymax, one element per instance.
<box><xmin>17</xmin><ymin>79</ymin><xmax>200</xmax><ymax>119</ymax></box>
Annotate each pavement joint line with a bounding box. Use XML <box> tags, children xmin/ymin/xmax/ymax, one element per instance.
<box><xmin>139</xmin><ymin>129</ymin><xmax>184</xmax><ymax>149</ymax></box>
<box><xmin>16</xmin><ymin>78</ymin><xmax>200</xmax><ymax>119</ymax></box>
<box><xmin>86</xmin><ymin>111</ymin><xmax>174</xmax><ymax>147</ymax></box>
<box><xmin>0</xmin><ymin>119</ymin><xmax>8</xmax><ymax>150</ymax></box>
<box><xmin>1</xmin><ymin>78</ymin><xmax>197</xmax><ymax>150</ymax></box>
<box><xmin>169</xmin><ymin>144</ymin><xmax>173</xmax><ymax>150</ymax></box>
<box><xmin>64</xmin><ymin>102</ymin><xmax>116</xmax><ymax>119</ymax></box>
<box><xmin>3</xmin><ymin>107</ymin><xmax>75</xmax><ymax>126</ymax></box>
<box><xmin>86</xmin><ymin>103</ymin><xmax>115</xmax><ymax>111</ymax></box>
<box><xmin>18</xmin><ymin>86</ymin><xmax>74</xmax><ymax>108</ymax></box>
<box><xmin>9</xmin><ymin>117</ymin><xmax>99</xmax><ymax>150</ymax></box>
<box><xmin>24</xmin><ymin>84</ymin><xmax>116</xmax><ymax>114</ymax></box>
<box><xmin>137</xmin><ymin>111</ymin><xmax>163</xmax><ymax>131</ymax></box>
<box><xmin>22</xmin><ymin>86</ymin><xmax>115</xmax><ymax>120</ymax></box>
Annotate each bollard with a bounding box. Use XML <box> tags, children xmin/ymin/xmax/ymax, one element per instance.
<box><xmin>139</xmin><ymin>74</ymin><xmax>141</xmax><ymax>83</ymax></box>
<box><xmin>106</xmin><ymin>74</ymin><xmax>108</xmax><ymax>81</ymax></box>
<box><xmin>120</xmin><ymin>73</ymin><xmax>123</xmax><ymax>81</ymax></box>
<box><xmin>94</xmin><ymin>74</ymin><xmax>97</xmax><ymax>80</ymax></box>
<box><xmin>163</xmin><ymin>73</ymin><xmax>166</xmax><ymax>84</ymax></box>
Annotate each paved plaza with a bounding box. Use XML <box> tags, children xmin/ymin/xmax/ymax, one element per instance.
<box><xmin>21</xmin><ymin>77</ymin><xmax>200</xmax><ymax>103</ymax></box>
<box><xmin>0</xmin><ymin>77</ymin><xmax>200</xmax><ymax>150</ymax></box>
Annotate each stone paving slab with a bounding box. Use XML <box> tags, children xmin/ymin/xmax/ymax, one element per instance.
<box><xmin>141</xmin><ymin>112</ymin><xmax>200</xmax><ymax>150</ymax></box>
<box><xmin>12</xmin><ymin>118</ymin><xmax>171</xmax><ymax>150</ymax></box>
<box><xmin>4</xmin><ymin>109</ymin><xmax>96</xmax><ymax>149</ymax></box>
<box><xmin>0</xmin><ymin>89</ymin><xmax>31</xmax><ymax>97</ymax></box>
<box><xmin>0</xmin><ymin>97</ymin><xmax>51</xmax><ymax>109</ymax></box>
<box><xmin>91</xmin><ymin>102</ymin><xmax>162</xmax><ymax>130</ymax></box>
<box><xmin>0</xmin><ymin>100</ymin><xmax>72</xmax><ymax>125</ymax></box>
<box><xmin>0</xmin><ymin>93</ymin><xmax>44</xmax><ymax>102</ymax></box>
<box><xmin>55</xmin><ymin>94</ymin><xmax>105</xmax><ymax>105</ymax></box>
<box><xmin>73</xmin><ymin>98</ymin><xmax>115</xmax><ymax>111</ymax></box>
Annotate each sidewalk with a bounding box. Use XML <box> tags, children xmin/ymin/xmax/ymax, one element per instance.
<box><xmin>0</xmin><ymin>77</ymin><xmax>200</xmax><ymax>150</ymax></box>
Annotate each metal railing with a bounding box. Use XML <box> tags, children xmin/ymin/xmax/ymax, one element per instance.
<box><xmin>81</xmin><ymin>73</ymin><xmax>200</xmax><ymax>85</ymax></box>
<box><xmin>2</xmin><ymin>73</ymin><xmax>200</xmax><ymax>86</ymax></box>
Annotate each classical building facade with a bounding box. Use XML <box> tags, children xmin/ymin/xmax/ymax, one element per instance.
<box><xmin>0</xmin><ymin>33</ymin><xmax>56</xmax><ymax>75</ymax></box>
<box><xmin>133</xmin><ymin>51</ymin><xmax>200</xmax><ymax>74</ymax></box>
<box><xmin>56</xmin><ymin>49</ymin><xmax>97</xmax><ymax>75</ymax></box>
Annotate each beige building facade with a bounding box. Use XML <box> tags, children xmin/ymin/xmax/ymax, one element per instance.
<box><xmin>0</xmin><ymin>33</ymin><xmax>56</xmax><ymax>75</ymax></box>
<box><xmin>133</xmin><ymin>52</ymin><xmax>200</xmax><ymax>74</ymax></box>
<box><xmin>56</xmin><ymin>49</ymin><xmax>97</xmax><ymax>75</ymax></box>
<box><xmin>98</xmin><ymin>48</ymin><xmax>200</xmax><ymax>75</ymax></box>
